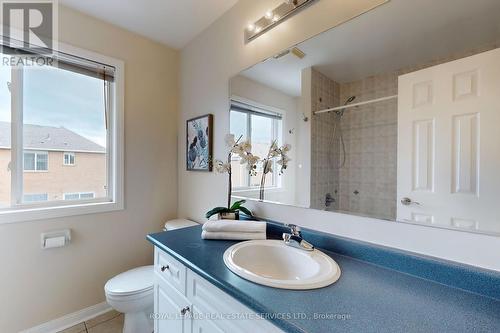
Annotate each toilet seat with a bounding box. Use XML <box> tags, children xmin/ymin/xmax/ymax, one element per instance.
<box><xmin>105</xmin><ymin>265</ymin><xmax>154</xmax><ymax>297</ymax></box>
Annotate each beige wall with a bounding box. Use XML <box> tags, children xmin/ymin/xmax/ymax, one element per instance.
<box><xmin>0</xmin><ymin>5</ymin><xmax>179</xmax><ymax>332</ymax></box>
<box><xmin>179</xmin><ymin>0</ymin><xmax>500</xmax><ymax>271</ymax></box>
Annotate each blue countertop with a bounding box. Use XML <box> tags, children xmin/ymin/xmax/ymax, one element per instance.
<box><xmin>147</xmin><ymin>225</ymin><xmax>500</xmax><ymax>333</ymax></box>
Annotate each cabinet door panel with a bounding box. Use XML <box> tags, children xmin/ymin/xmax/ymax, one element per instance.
<box><xmin>187</xmin><ymin>270</ymin><xmax>284</xmax><ymax>333</ymax></box>
<box><xmin>155</xmin><ymin>247</ymin><xmax>187</xmax><ymax>295</ymax></box>
<box><xmin>192</xmin><ymin>316</ymin><xmax>225</xmax><ymax>333</ymax></box>
<box><xmin>155</xmin><ymin>281</ymin><xmax>192</xmax><ymax>333</ymax></box>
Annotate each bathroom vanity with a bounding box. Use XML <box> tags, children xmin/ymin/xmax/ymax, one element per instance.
<box><xmin>148</xmin><ymin>224</ymin><xmax>500</xmax><ymax>333</ymax></box>
<box><xmin>151</xmin><ymin>239</ymin><xmax>281</xmax><ymax>332</ymax></box>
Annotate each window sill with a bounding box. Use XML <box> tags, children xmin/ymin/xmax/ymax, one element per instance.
<box><xmin>0</xmin><ymin>200</ymin><xmax>124</xmax><ymax>225</ymax></box>
<box><xmin>233</xmin><ymin>186</ymin><xmax>282</xmax><ymax>193</ymax></box>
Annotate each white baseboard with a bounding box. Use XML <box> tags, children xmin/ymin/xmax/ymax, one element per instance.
<box><xmin>21</xmin><ymin>302</ymin><xmax>112</xmax><ymax>333</ymax></box>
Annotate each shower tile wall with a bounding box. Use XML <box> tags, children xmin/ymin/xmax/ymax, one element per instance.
<box><xmin>310</xmin><ymin>68</ymin><xmax>398</xmax><ymax>220</ymax></box>
<box><xmin>310</xmin><ymin>69</ymin><xmax>340</xmax><ymax>211</ymax></box>
<box><xmin>338</xmin><ymin>73</ymin><xmax>398</xmax><ymax>220</ymax></box>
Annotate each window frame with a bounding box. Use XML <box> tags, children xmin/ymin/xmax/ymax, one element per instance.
<box><xmin>23</xmin><ymin>193</ymin><xmax>49</xmax><ymax>203</ymax></box>
<box><xmin>229</xmin><ymin>98</ymin><xmax>283</xmax><ymax>191</ymax></box>
<box><xmin>63</xmin><ymin>152</ymin><xmax>76</xmax><ymax>166</ymax></box>
<box><xmin>63</xmin><ymin>192</ymin><xmax>95</xmax><ymax>201</ymax></box>
<box><xmin>0</xmin><ymin>42</ymin><xmax>125</xmax><ymax>225</ymax></box>
<box><xmin>23</xmin><ymin>151</ymin><xmax>49</xmax><ymax>172</ymax></box>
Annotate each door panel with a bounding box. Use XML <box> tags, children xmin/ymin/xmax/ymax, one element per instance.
<box><xmin>412</xmin><ymin>119</ymin><xmax>435</xmax><ymax>192</ymax></box>
<box><xmin>451</xmin><ymin>113</ymin><xmax>479</xmax><ymax>195</ymax></box>
<box><xmin>398</xmin><ymin>48</ymin><xmax>500</xmax><ymax>233</ymax></box>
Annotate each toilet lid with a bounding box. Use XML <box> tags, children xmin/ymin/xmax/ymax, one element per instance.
<box><xmin>105</xmin><ymin>265</ymin><xmax>154</xmax><ymax>296</ymax></box>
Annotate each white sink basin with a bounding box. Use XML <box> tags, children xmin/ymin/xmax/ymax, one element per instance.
<box><xmin>223</xmin><ymin>240</ymin><xmax>341</xmax><ymax>290</ymax></box>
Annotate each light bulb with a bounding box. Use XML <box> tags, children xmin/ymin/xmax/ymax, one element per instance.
<box><xmin>272</xmin><ymin>15</ymin><xmax>280</xmax><ymax>22</ymax></box>
<box><xmin>247</xmin><ymin>23</ymin><xmax>255</xmax><ymax>32</ymax></box>
<box><xmin>255</xmin><ymin>26</ymin><xmax>262</xmax><ymax>33</ymax></box>
<box><xmin>265</xmin><ymin>10</ymin><xmax>273</xmax><ymax>20</ymax></box>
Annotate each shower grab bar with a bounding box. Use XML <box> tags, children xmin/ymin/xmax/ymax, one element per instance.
<box><xmin>313</xmin><ymin>95</ymin><xmax>398</xmax><ymax>115</ymax></box>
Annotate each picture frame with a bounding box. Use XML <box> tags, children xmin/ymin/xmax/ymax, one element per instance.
<box><xmin>186</xmin><ymin>114</ymin><xmax>213</xmax><ymax>171</ymax></box>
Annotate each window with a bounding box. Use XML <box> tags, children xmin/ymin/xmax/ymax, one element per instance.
<box><xmin>24</xmin><ymin>151</ymin><xmax>48</xmax><ymax>171</ymax></box>
<box><xmin>64</xmin><ymin>192</ymin><xmax>95</xmax><ymax>201</ymax></box>
<box><xmin>23</xmin><ymin>193</ymin><xmax>48</xmax><ymax>203</ymax></box>
<box><xmin>230</xmin><ymin>100</ymin><xmax>282</xmax><ymax>190</ymax></box>
<box><xmin>80</xmin><ymin>192</ymin><xmax>95</xmax><ymax>199</ymax></box>
<box><xmin>63</xmin><ymin>152</ymin><xmax>75</xmax><ymax>166</ymax></box>
<box><xmin>0</xmin><ymin>42</ymin><xmax>124</xmax><ymax>224</ymax></box>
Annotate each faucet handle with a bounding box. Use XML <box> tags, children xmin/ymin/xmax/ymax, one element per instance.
<box><xmin>285</xmin><ymin>224</ymin><xmax>301</xmax><ymax>235</ymax></box>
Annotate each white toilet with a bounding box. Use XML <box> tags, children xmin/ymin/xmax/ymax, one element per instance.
<box><xmin>105</xmin><ymin>266</ymin><xmax>154</xmax><ymax>333</ymax></box>
<box><xmin>104</xmin><ymin>219</ymin><xmax>198</xmax><ymax>333</ymax></box>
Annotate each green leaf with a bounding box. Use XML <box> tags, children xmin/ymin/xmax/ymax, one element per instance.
<box><xmin>205</xmin><ymin>207</ymin><xmax>231</xmax><ymax>219</ymax></box>
<box><xmin>230</xmin><ymin>200</ymin><xmax>246</xmax><ymax>210</ymax></box>
<box><xmin>237</xmin><ymin>206</ymin><xmax>253</xmax><ymax>217</ymax></box>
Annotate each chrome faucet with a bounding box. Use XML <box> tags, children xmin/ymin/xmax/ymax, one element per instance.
<box><xmin>282</xmin><ymin>224</ymin><xmax>314</xmax><ymax>251</ymax></box>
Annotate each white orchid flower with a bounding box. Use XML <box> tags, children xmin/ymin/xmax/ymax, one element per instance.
<box><xmin>214</xmin><ymin>160</ymin><xmax>230</xmax><ymax>174</ymax></box>
<box><xmin>225</xmin><ymin>134</ymin><xmax>236</xmax><ymax>147</ymax></box>
<box><xmin>231</xmin><ymin>144</ymin><xmax>245</xmax><ymax>155</ymax></box>
<box><xmin>241</xmin><ymin>141</ymin><xmax>252</xmax><ymax>153</ymax></box>
<box><xmin>247</xmin><ymin>154</ymin><xmax>260</xmax><ymax>165</ymax></box>
<box><xmin>239</xmin><ymin>154</ymin><xmax>249</xmax><ymax>164</ymax></box>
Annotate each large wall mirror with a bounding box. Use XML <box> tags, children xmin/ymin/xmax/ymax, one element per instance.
<box><xmin>229</xmin><ymin>0</ymin><xmax>500</xmax><ymax>235</ymax></box>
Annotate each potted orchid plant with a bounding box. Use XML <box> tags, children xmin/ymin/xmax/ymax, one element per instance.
<box><xmin>259</xmin><ymin>141</ymin><xmax>291</xmax><ymax>201</ymax></box>
<box><xmin>205</xmin><ymin>134</ymin><xmax>259</xmax><ymax>220</ymax></box>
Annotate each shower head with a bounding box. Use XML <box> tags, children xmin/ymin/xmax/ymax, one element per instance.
<box><xmin>345</xmin><ymin>96</ymin><xmax>356</xmax><ymax>105</ymax></box>
<box><xmin>332</xmin><ymin>96</ymin><xmax>356</xmax><ymax>117</ymax></box>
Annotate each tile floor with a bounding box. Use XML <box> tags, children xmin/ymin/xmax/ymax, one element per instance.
<box><xmin>58</xmin><ymin>310</ymin><xmax>124</xmax><ymax>333</ymax></box>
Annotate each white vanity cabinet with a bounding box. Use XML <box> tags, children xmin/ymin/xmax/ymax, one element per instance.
<box><xmin>153</xmin><ymin>247</ymin><xmax>284</xmax><ymax>333</ymax></box>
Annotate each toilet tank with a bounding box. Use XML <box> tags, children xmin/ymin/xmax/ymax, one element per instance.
<box><xmin>163</xmin><ymin>219</ymin><xmax>198</xmax><ymax>231</ymax></box>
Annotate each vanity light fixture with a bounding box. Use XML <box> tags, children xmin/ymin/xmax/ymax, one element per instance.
<box><xmin>246</xmin><ymin>23</ymin><xmax>255</xmax><ymax>32</ymax></box>
<box><xmin>245</xmin><ymin>0</ymin><xmax>319</xmax><ymax>43</ymax></box>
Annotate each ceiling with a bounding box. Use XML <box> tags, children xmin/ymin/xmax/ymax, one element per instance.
<box><xmin>241</xmin><ymin>0</ymin><xmax>500</xmax><ymax>96</ymax></box>
<box><xmin>60</xmin><ymin>0</ymin><xmax>239</xmax><ymax>49</ymax></box>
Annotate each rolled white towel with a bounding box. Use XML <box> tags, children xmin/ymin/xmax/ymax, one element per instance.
<box><xmin>201</xmin><ymin>231</ymin><xmax>266</xmax><ymax>240</ymax></box>
<box><xmin>202</xmin><ymin>221</ymin><xmax>266</xmax><ymax>233</ymax></box>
